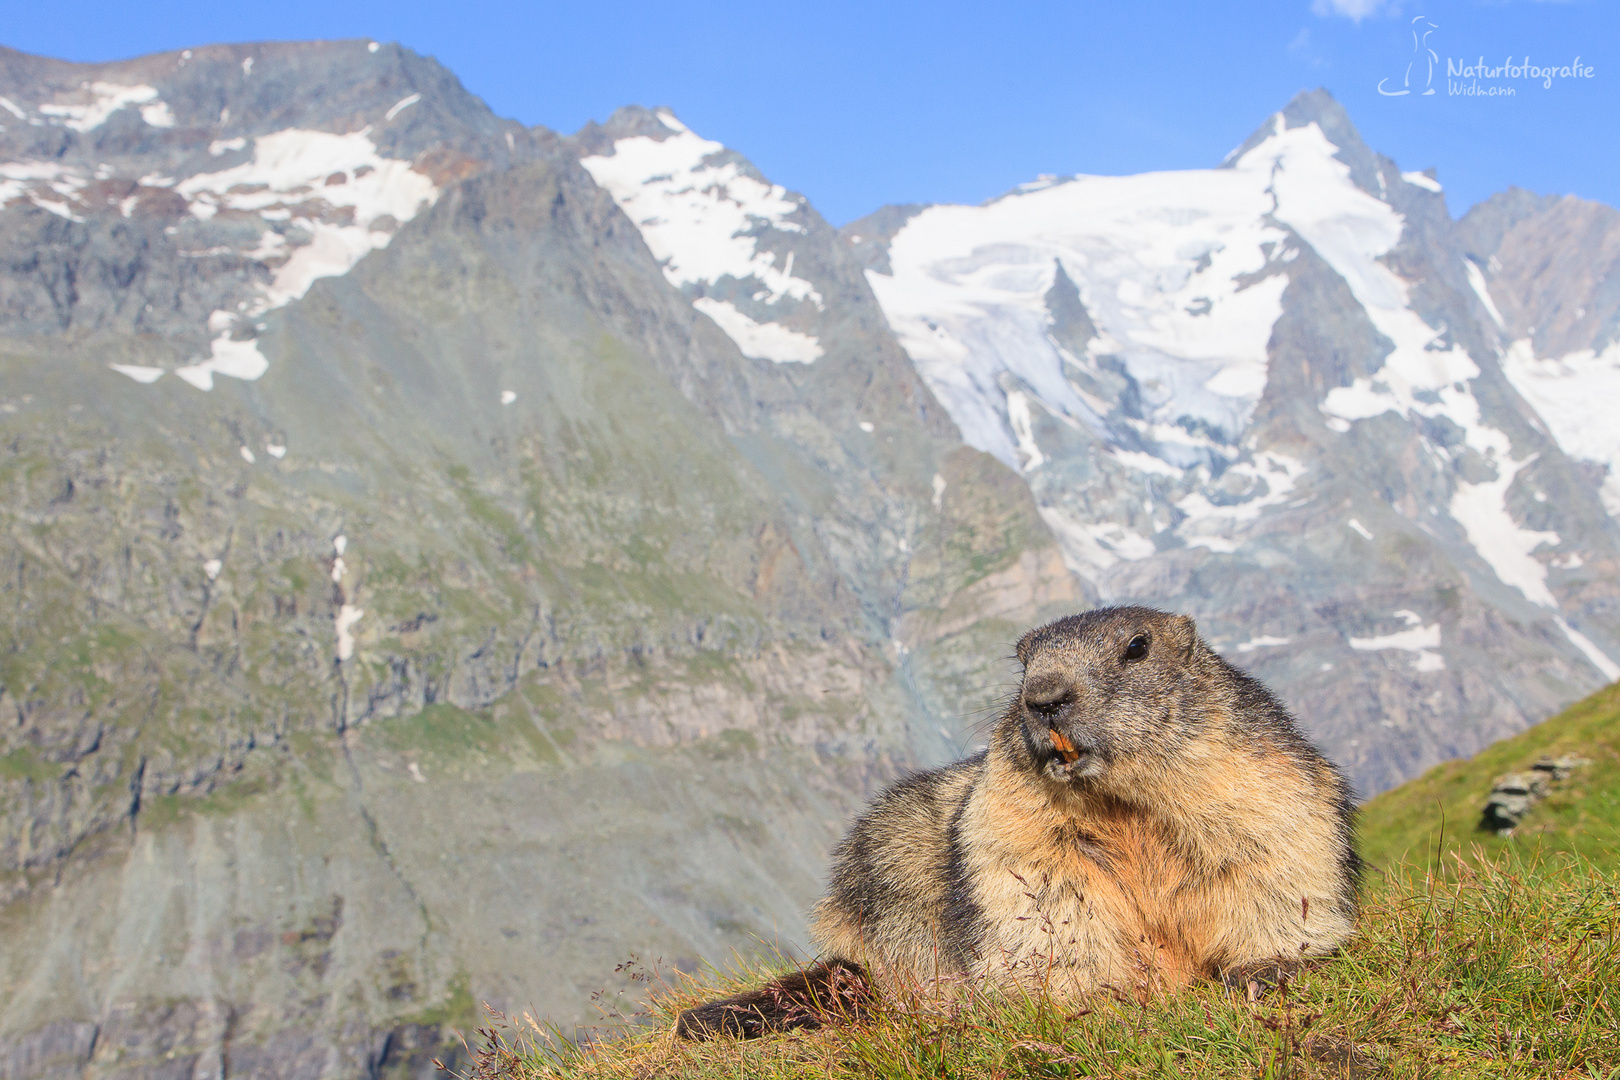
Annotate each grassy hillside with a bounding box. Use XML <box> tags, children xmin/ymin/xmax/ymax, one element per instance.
<box><xmin>1358</xmin><ymin>681</ymin><xmax>1620</xmax><ymax>876</ymax></box>
<box><xmin>454</xmin><ymin>684</ymin><xmax>1620</xmax><ymax>1079</ymax></box>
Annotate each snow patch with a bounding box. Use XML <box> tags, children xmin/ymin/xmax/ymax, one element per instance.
<box><xmin>1413</xmin><ymin>651</ymin><xmax>1447</xmax><ymax>672</ymax></box>
<box><xmin>1449</xmin><ymin>449</ymin><xmax>1559</xmax><ymax>608</ymax></box>
<box><xmin>208</xmin><ymin>136</ymin><xmax>246</xmax><ymax>157</ymax></box>
<box><xmin>1501</xmin><ymin>338</ymin><xmax>1620</xmax><ymax>518</ymax></box>
<box><xmin>1349</xmin><ymin>619</ymin><xmax>1444</xmax><ymax>671</ymax></box>
<box><xmin>1038</xmin><ymin>505</ymin><xmax>1156</xmax><ymax>580</ymax></box>
<box><xmin>579</xmin><ymin>120</ymin><xmax>820</xmax><ymax>306</ymax></box>
<box><xmin>1111</xmin><ymin>449</ymin><xmax>1183</xmax><ymax>477</ymax></box>
<box><xmin>1401</xmin><ymin>170</ymin><xmax>1443</xmax><ymax>193</ymax></box>
<box><xmin>932</xmin><ymin>473</ymin><xmax>947</xmax><ymax>510</ymax></box>
<box><xmin>335</xmin><ymin>604</ymin><xmax>364</xmax><ymax>661</ymax></box>
<box><xmin>266</xmin><ymin>443</ymin><xmax>287</xmax><ymax>459</ymax></box>
<box><xmin>1005</xmin><ymin>389</ymin><xmax>1046</xmax><ymax>470</ymax></box>
<box><xmin>1347</xmin><ymin>518</ymin><xmax>1374</xmax><ymax>541</ymax></box>
<box><xmin>384</xmin><ymin>93</ymin><xmax>421</xmax><ymax>121</ymax></box>
<box><xmin>39</xmin><ymin>83</ymin><xmax>168</xmax><ymax>132</ymax></box>
<box><xmin>175</xmin><ymin>335</ymin><xmax>269</xmax><ymax>391</ymax></box>
<box><xmin>1466</xmin><ymin>259</ymin><xmax>1504</xmax><ymax>329</ymax></box>
<box><xmin>580</xmin><ymin>116</ymin><xmax>825</xmax><ymax>363</ymax></box>
<box><xmin>1552</xmin><ymin>616</ymin><xmax>1620</xmax><ymax>682</ymax></box>
<box><xmin>500</xmin><ymin>390</ymin><xmax>517</xmax><ymax>405</ymax></box>
<box><xmin>140</xmin><ymin>101</ymin><xmax>176</xmax><ymax>128</ymax></box>
<box><xmin>1236</xmin><ymin>635</ymin><xmax>1290</xmax><ymax>652</ymax></box>
<box><xmin>0</xmin><ymin>160</ymin><xmax>88</xmax><ymax>213</ymax></box>
<box><xmin>239</xmin><ymin>446</ymin><xmax>256</xmax><ymax>463</ymax></box>
<box><xmin>110</xmin><ymin>364</ymin><xmax>165</xmax><ymax>383</ymax></box>
<box><xmin>1176</xmin><ymin>451</ymin><xmax>1306</xmax><ymax>551</ymax></box>
<box><xmin>203</xmin><ymin>559</ymin><xmax>222</xmax><ymax>580</ymax></box>
<box><xmin>160</xmin><ymin>128</ymin><xmax>439</xmax><ymax>388</ymax></box>
<box><xmin>691</xmin><ymin>297</ymin><xmax>823</xmax><ymax>364</ymax></box>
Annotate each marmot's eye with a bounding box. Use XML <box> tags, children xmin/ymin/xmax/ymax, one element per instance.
<box><xmin>1123</xmin><ymin>635</ymin><xmax>1149</xmax><ymax>662</ymax></box>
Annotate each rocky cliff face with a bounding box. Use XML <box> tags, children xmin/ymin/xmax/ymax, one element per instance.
<box><xmin>0</xmin><ymin>42</ymin><xmax>1614</xmax><ymax>1079</ymax></box>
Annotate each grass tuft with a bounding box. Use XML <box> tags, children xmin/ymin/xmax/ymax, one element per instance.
<box><xmin>449</xmin><ymin>851</ymin><xmax>1619</xmax><ymax>1079</ymax></box>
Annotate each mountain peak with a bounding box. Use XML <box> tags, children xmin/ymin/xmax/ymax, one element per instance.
<box><xmin>1221</xmin><ymin>88</ymin><xmax>1383</xmax><ymax>195</ymax></box>
<box><xmin>572</xmin><ymin>105</ymin><xmax>687</xmax><ymax>156</ymax></box>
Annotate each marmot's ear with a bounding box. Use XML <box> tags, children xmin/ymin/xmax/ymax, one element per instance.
<box><xmin>1170</xmin><ymin>615</ymin><xmax>1200</xmax><ymax>658</ymax></box>
<box><xmin>1015</xmin><ymin>631</ymin><xmax>1035</xmax><ymax>668</ymax></box>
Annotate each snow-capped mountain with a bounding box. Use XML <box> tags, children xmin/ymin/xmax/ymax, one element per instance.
<box><xmin>855</xmin><ymin>100</ymin><xmax>1619</xmax><ymax>681</ymax></box>
<box><xmin>565</xmin><ymin>93</ymin><xmax>1620</xmax><ymax>794</ymax></box>
<box><xmin>578</xmin><ymin>109</ymin><xmax>828</xmax><ymax>365</ymax></box>
<box><xmin>0</xmin><ymin>41</ymin><xmax>541</xmax><ymax>387</ymax></box>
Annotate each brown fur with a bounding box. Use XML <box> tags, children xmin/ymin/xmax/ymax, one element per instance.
<box><xmin>677</xmin><ymin>607</ymin><xmax>1360</xmax><ymax>1037</ymax></box>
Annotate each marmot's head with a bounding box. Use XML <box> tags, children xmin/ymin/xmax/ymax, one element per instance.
<box><xmin>1005</xmin><ymin>606</ymin><xmax>1213</xmax><ymax>787</ymax></box>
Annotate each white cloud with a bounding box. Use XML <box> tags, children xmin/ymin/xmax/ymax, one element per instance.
<box><xmin>1312</xmin><ymin>0</ymin><xmax>1392</xmax><ymax>19</ymax></box>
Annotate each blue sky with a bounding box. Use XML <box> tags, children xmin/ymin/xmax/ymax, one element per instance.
<box><xmin>3</xmin><ymin>0</ymin><xmax>1613</xmax><ymax>224</ymax></box>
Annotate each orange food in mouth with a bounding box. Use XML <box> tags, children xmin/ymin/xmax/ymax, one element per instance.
<box><xmin>1048</xmin><ymin>727</ymin><xmax>1081</xmax><ymax>764</ymax></box>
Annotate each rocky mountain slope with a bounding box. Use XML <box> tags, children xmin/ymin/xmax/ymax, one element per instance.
<box><xmin>1461</xmin><ymin>186</ymin><xmax>1620</xmax><ymax>518</ymax></box>
<box><xmin>0</xmin><ymin>40</ymin><xmax>1615</xmax><ymax>1080</ymax></box>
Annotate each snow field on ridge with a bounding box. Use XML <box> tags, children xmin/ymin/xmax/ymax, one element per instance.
<box><xmin>579</xmin><ymin>111</ymin><xmax>826</xmax><ymax>365</ymax></box>
<box><xmin>867</xmin><ymin>113</ymin><xmax>1612</xmax><ymax>677</ymax></box>
<box><xmin>0</xmin><ymin>90</ymin><xmax>442</xmax><ymax>392</ymax></box>
<box><xmin>168</xmin><ymin>128</ymin><xmax>441</xmax><ymax>390</ymax></box>
<box><xmin>1500</xmin><ymin>338</ymin><xmax>1620</xmax><ymax>519</ymax></box>
<box><xmin>1251</xmin><ymin>121</ymin><xmax>1572</xmax><ymax>629</ymax></box>
<box><xmin>36</xmin><ymin>81</ymin><xmax>174</xmax><ymax>132</ymax></box>
<box><xmin>868</xmin><ymin>157</ymin><xmax>1288</xmax><ymax>472</ymax></box>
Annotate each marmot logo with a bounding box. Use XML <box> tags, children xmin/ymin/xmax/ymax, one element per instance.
<box><xmin>678</xmin><ymin>607</ymin><xmax>1360</xmax><ymax>1039</ymax></box>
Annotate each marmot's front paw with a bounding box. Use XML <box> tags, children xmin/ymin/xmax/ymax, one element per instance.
<box><xmin>674</xmin><ymin>959</ymin><xmax>870</xmax><ymax>1041</ymax></box>
<box><xmin>674</xmin><ymin>998</ymin><xmax>772</xmax><ymax>1041</ymax></box>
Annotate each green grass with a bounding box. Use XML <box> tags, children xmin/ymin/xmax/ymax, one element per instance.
<box><xmin>453</xmin><ymin>682</ymin><xmax>1620</xmax><ymax>1079</ymax></box>
<box><xmin>0</xmin><ymin>746</ymin><xmax>59</xmax><ymax>783</ymax></box>
<box><xmin>1359</xmin><ymin>682</ymin><xmax>1620</xmax><ymax>876</ymax></box>
<box><xmin>459</xmin><ymin>855</ymin><xmax>1619</xmax><ymax>1079</ymax></box>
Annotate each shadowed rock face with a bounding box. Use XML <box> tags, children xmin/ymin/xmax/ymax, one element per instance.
<box><xmin>0</xmin><ymin>49</ymin><xmax>1615</xmax><ymax>1079</ymax></box>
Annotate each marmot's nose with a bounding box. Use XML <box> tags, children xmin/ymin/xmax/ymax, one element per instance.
<box><xmin>1022</xmin><ymin>673</ymin><xmax>1072</xmax><ymax>717</ymax></box>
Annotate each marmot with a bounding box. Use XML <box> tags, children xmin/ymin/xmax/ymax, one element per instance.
<box><xmin>678</xmin><ymin>607</ymin><xmax>1360</xmax><ymax>1038</ymax></box>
